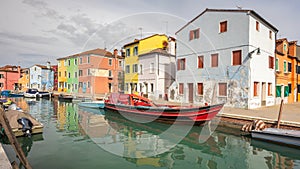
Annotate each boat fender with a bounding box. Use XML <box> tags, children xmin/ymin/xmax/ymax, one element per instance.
<box><xmin>17</xmin><ymin>117</ymin><xmax>33</xmax><ymax>137</ymax></box>
<box><xmin>253</xmin><ymin>120</ymin><xmax>266</xmax><ymax>131</ymax></box>
<box><xmin>241</xmin><ymin>123</ymin><xmax>253</xmax><ymax>132</ymax></box>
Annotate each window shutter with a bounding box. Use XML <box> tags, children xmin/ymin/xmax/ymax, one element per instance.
<box><xmin>189</xmin><ymin>31</ymin><xmax>193</xmax><ymax>40</ymax></box>
<box><xmin>232</xmin><ymin>50</ymin><xmax>241</xmax><ymax>65</ymax></box>
<box><xmin>211</xmin><ymin>54</ymin><xmax>218</xmax><ymax>67</ymax></box>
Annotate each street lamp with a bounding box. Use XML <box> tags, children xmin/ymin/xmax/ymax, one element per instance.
<box><xmin>248</xmin><ymin>47</ymin><xmax>261</xmax><ymax>58</ymax></box>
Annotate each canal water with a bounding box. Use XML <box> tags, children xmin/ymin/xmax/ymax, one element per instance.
<box><xmin>1</xmin><ymin>98</ymin><xmax>300</xmax><ymax>169</ymax></box>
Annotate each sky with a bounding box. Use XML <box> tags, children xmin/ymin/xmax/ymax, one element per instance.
<box><xmin>0</xmin><ymin>0</ymin><xmax>299</xmax><ymax>68</ymax></box>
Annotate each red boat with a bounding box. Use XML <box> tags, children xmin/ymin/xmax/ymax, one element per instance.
<box><xmin>104</xmin><ymin>93</ymin><xmax>224</xmax><ymax>125</ymax></box>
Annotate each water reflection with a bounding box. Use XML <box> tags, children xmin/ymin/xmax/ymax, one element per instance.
<box><xmin>4</xmin><ymin>98</ymin><xmax>300</xmax><ymax>169</ymax></box>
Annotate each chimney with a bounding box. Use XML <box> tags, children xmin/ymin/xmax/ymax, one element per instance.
<box><xmin>114</xmin><ymin>49</ymin><xmax>118</xmax><ymax>57</ymax></box>
<box><xmin>47</xmin><ymin>61</ymin><xmax>50</xmax><ymax>69</ymax></box>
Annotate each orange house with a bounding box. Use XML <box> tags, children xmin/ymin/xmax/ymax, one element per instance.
<box><xmin>275</xmin><ymin>39</ymin><xmax>298</xmax><ymax>103</ymax></box>
<box><xmin>78</xmin><ymin>48</ymin><xmax>124</xmax><ymax>95</ymax></box>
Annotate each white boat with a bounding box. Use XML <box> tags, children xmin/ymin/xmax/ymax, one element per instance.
<box><xmin>37</xmin><ymin>91</ymin><xmax>52</xmax><ymax>98</ymax></box>
<box><xmin>24</xmin><ymin>88</ymin><xmax>39</xmax><ymax>98</ymax></box>
<box><xmin>78</xmin><ymin>100</ymin><xmax>105</xmax><ymax>109</ymax></box>
<box><xmin>251</xmin><ymin>128</ymin><xmax>300</xmax><ymax>148</ymax></box>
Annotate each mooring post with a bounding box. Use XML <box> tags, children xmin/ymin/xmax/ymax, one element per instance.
<box><xmin>0</xmin><ymin>109</ymin><xmax>32</xmax><ymax>169</ymax></box>
<box><xmin>276</xmin><ymin>99</ymin><xmax>284</xmax><ymax>128</ymax></box>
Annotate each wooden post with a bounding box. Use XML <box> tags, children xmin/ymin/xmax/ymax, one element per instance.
<box><xmin>0</xmin><ymin>109</ymin><xmax>32</xmax><ymax>169</ymax></box>
<box><xmin>277</xmin><ymin>99</ymin><xmax>284</xmax><ymax>128</ymax></box>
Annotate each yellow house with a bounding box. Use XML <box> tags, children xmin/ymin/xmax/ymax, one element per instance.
<box><xmin>57</xmin><ymin>58</ymin><xmax>68</xmax><ymax>92</ymax></box>
<box><xmin>123</xmin><ymin>34</ymin><xmax>169</xmax><ymax>94</ymax></box>
<box><xmin>18</xmin><ymin>68</ymin><xmax>30</xmax><ymax>92</ymax></box>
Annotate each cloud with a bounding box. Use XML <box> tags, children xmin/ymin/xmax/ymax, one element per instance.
<box><xmin>22</xmin><ymin>0</ymin><xmax>64</xmax><ymax>20</ymax></box>
<box><xmin>0</xmin><ymin>31</ymin><xmax>57</xmax><ymax>45</ymax></box>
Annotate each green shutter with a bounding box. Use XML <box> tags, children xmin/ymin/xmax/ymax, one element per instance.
<box><xmin>275</xmin><ymin>59</ymin><xmax>279</xmax><ymax>70</ymax></box>
<box><xmin>284</xmin><ymin>86</ymin><xmax>289</xmax><ymax>97</ymax></box>
<box><xmin>276</xmin><ymin>86</ymin><xmax>281</xmax><ymax>97</ymax></box>
<box><xmin>284</xmin><ymin>62</ymin><xmax>287</xmax><ymax>72</ymax></box>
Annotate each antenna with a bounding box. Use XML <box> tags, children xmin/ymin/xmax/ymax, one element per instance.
<box><xmin>163</xmin><ymin>21</ymin><xmax>168</xmax><ymax>35</ymax></box>
<box><xmin>138</xmin><ymin>27</ymin><xmax>143</xmax><ymax>38</ymax></box>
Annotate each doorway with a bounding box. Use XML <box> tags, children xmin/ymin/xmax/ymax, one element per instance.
<box><xmin>188</xmin><ymin>83</ymin><xmax>194</xmax><ymax>103</ymax></box>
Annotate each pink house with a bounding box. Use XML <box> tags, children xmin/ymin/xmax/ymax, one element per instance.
<box><xmin>0</xmin><ymin>65</ymin><xmax>21</xmax><ymax>90</ymax></box>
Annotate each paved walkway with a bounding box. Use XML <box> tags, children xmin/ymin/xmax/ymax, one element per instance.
<box><xmin>221</xmin><ymin>102</ymin><xmax>300</xmax><ymax>127</ymax></box>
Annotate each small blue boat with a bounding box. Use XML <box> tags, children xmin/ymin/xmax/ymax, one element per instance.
<box><xmin>78</xmin><ymin>101</ymin><xmax>105</xmax><ymax>109</ymax></box>
<box><xmin>1</xmin><ymin>90</ymin><xmax>11</xmax><ymax>97</ymax></box>
<box><xmin>9</xmin><ymin>92</ymin><xmax>24</xmax><ymax>97</ymax></box>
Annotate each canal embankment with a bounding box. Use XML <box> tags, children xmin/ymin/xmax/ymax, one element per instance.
<box><xmin>0</xmin><ymin>144</ymin><xmax>12</xmax><ymax>169</ymax></box>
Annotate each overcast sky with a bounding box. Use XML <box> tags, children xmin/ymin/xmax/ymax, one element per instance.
<box><xmin>0</xmin><ymin>0</ymin><xmax>299</xmax><ymax>68</ymax></box>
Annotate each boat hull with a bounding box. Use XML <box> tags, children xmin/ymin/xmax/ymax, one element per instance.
<box><xmin>78</xmin><ymin>101</ymin><xmax>105</xmax><ymax>109</ymax></box>
<box><xmin>104</xmin><ymin>103</ymin><xmax>224</xmax><ymax>125</ymax></box>
<box><xmin>251</xmin><ymin>128</ymin><xmax>300</xmax><ymax>148</ymax></box>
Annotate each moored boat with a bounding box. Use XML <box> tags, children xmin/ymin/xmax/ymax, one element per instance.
<box><xmin>78</xmin><ymin>100</ymin><xmax>105</xmax><ymax>109</ymax></box>
<box><xmin>24</xmin><ymin>88</ymin><xmax>39</xmax><ymax>98</ymax></box>
<box><xmin>9</xmin><ymin>92</ymin><xmax>24</xmax><ymax>97</ymax></box>
<box><xmin>251</xmin><ymin>128</ymin><xmax>300</xmax><ymax>148</ymax></box>
<box><xmin>37</xmin><ymin>91</ymin><xmax>52</xmax><ymax>98</ymax></box>
<box><xmin>58</xmin><ymin>94</ymin><xmax>73</xmax><ymax>102</ymax></box>
<box><xmin>104</xmin><ymin>93</ymin><xmax>224</xmax><ymax>125</ymax></box>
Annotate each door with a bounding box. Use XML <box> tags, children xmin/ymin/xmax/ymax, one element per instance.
<box><xmin>261</xmin><ymin>82</ymin><xmax>266</xmax><ymax>106</ymax></box>
<box><xmin>188</xmin><ymin>83</ymin><xmax>194</xmax><ymax>103</ymax></box>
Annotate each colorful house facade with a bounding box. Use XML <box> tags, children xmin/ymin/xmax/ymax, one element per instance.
<box><xmin>51</xmin><ymin>65</ymin><xmax>58</xmax><ymax>91</ymax></box>
<box><xmin>66</xmin><ymin>56</ymin><xmax>79</xmax><ymax>94</ymax></box>
<box><xmin>29</xmin><ymin>63</ymin><xmax>54</xmax><ymax>91</ymax></box>
<box><xmin>18</xmin><ymin>68</ymin><xmax>30</xmax><ymax>92</ymax></box>
<box><xmin>123</xmin><ymin>34</ymin><xmax>173</xmax><ymax>94</ymax></box>
<box><xmin>275</xmin><ymin>39</ymin><xmax>299</xmax><ymax>103</ymax></box>
<box><xmin>171</xmin><ymin>9</ymin><xmax>278</xmax><ymax>109</ymax></box>
<box><xmin>57</xmin><ymin>58</ymin><xmax>68</xmax><ymax>92</ymax></box>
<box><xmin>0</xmin><ymin>65</ymin><xmax>21</xmax><ymax>91</ymax></box>
<box><xmin>77</xmin><ymin>48</ymin><xmax>124</xmax><ymax>95</ymax></box>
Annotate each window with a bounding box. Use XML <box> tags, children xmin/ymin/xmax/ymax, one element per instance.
<box><xmin>79</xmin><ymin>70</ymin><xmax>83</xmax><ymax>76</ymax></box>
<box><xmin>275</xmin><ymin>58</ymin><xmax>279</xmax><ymax>71</ymax></box>
<box><xmin>288</xmin><ymin>83</ymin><xmax>292</xmax><ymax>94</ymax></box>
<box><xmin>79</xmin><ymin>82</ymin><xmax>83</xmax><ymax>88</ymax></box>
<box><xmin>74</xmin><ymin>84</ymin><xmax>78</xmax><ymax>90</ymax></box>
<box><xmin>284</xmin><ymin>85</ymin><xmax>289</xmax><ymax>97</ymax></box>
<box><xmin>232</xmin><ymin>50</ymin><xmax>242</xmax><ymax>65</ymax></box>
<box><xmin>284</xmin><ymin>61</ymin><xmax>287</xmax><ymax>73</ymax></box>
<box><xmin>59</xmin><ymin>72</ymin><xmax>61</xmax><ymax>77</ymax></box>
<box><xmin>198</xmin><ymin>56</ymin><xmax>204</xmax><ymax>69</ymax></box>
<box><xmin>211</xmin><ymin>54</ymin><xmax>218</xmax><ymax>67</ymax></box>
<box><xmin>179</xmin><ymin>83</ymin><xmax>184</xmax><ymax>94</ymax></box>
<box><xmin>269</xmin><ymin>30</ymin><xmax>272</xmax><ymax>39</ymax></box>
<box><xmin>74</xmin><ymin>59</ymin><xmax>77</xmax><ymax>65</ymax></box>
<box><xmin>109</xmin><ymin>59</ymin><xmax>112</xmax><ymax>66</ymax></box>
<box><xmin>0</xmin><ymin>83</ymin><xmax>3</xmax><ymax>87</ymax></box>
<box><xmin>64</xmin><ymin>71</ymin><xmax>67</xmax><ymax>77</ymax></box>
<box><xmin>197</xmin><ymin>83</ymin><xmax>203</xmax><ymax>95</ymax></box>
<box><xmin>189</xmin><ymin>28</ymin><xmax>200</xmax><ymax>40</ymax></box>
<box><xmin>220</xmin><ymin>21</ymin><xmax>227</xmax><ymax>33</ymax></box>
<box><xmin>256</xmin><ymin>21</ymin><xmax>260</xmax><ymax>31</ymax></box>
<box><xmin>218</xmin><ymin>83</ymin><xmax>227</xmax><ymax>96</ymax></box>
<box><xmin>68</xmin><ymin>72</ymin><xmax>71</xmax><ymax>78</ymax></box>
<box><xmin>297</xmin><ymin>65</ymin><xmax>300</xmax><ymax>74</ymax></box>
<box><xmin>0</xmin><ymin>74</ymin><xmax>4</xmax><ymax>79</ymax></box>
<box><xmin>88</xmin><ymin>69</ymin><xmax>91</xmax><ymax>75</ymax></box>
<box><xmin>268</xmin><ymin>83</ymin><xmax>272</xmax><ymax>96</ymax></box>
<box><xmin>87</xmin><ymin>56</ymin><xmax>90</xmax><ymax>63</ymax></box>
<box><xmin>68</xmin><ymin>60</ymin><xmax>71</xmax><ymax>66</ymax></box>
<box><xmin>177</xmin><ymin>58</ymin><xmax>186</xmax><ymax>70</ymax></box>
<box><xmin>80</xmin><ymin>57</ymin><xmax>82</xmax><ymax>64</ymax></box>
<box><xmin>108</xmin><ymin>70</ymin><xmax>112</xmax><ymax>77</ymax></box>
<box><xmin>288</xmin><ymin>62</ymin><xmax>292</xmax><ymax>72</ymax></box>
<box><xmin>34</xmin><ymin>67</ymin><xmax>37</xmax><ymax>71</ymax></box>
<box><xmin>64</xmin><ymin>60</ymin><xmax>67</xmax><ymax>66</ymax></box>
<box><xmin>125</xmin><ymin>83</ymin><xmax>129</xmax><ymax>92</ymax></box>
<box><xmin>119</xmin><ymin>60</ymin><xmax>122</xmax><ymax>67</ymax></box>
<box><xmin>254</xmin><ymin>82</ymin><xmax>259</xmax><ymax>97</ymax></box>
<box><xmin>132</xmin><ymin>64</ymin><xmax>138</xmax><ymax>73</ymax></box>
<box><xmin>125</xmin><ymin>65</ymin><xmax>130</xmax><ymax>73</ymax></box>
<box><xmin>150</xmin><ymin>83</ymin><xmax>154</xmax><ymax>92</ymax></box>
<box><xmin>139</xmin><ymin>64</ymin><xmax>143</xmax><ymax>74</ymax></box>
<box><xmin>87</xmin><ymin>81</ymin><xmax>90</xmax><ymax>88</ymax></box>
<box><xmin>269</xmin><ymin>56</ymin><xmax>274</xmax><ymax>69</ymax></box>
<box><xmin>150</xmin><ymin>63</ymin><xmax>154</xmax><ymax>73</ymax></box>
<box><xmin>126</xmin><ymin>48</ymin><xmax>130</xmax><ymax>57</ymax></box>
<box><xmin>133</xmin><ymin>46</ymin><xmax>138</xmax><ymax>56</ymax></box>
<box><xmin>284</xmin><ymin>44</ymin><xmax>287</xmax><ymax>51</ymax></box>
<box><xmin>74</xmin><ymin>72</ymin><xmax>78</xmax><ymax>78</ymax></box>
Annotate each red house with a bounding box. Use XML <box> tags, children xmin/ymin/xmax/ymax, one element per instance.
<box><xmin>0</xmin><ymin>65</ymin><xmax>21</xmax><ymax>91</ymax></box>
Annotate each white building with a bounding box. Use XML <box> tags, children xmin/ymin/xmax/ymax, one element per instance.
<box><xmin>169</xmin><ymin>9</ymin><xmax>278</xmax><ymax>109</ymax></box>
<box><xmin>138</xmin><ymin>49</ymin><xmax>176</xmax><ymax>100</ymax></box>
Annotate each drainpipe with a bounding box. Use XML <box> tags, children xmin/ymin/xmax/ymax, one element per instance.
<box><xmin>274</xmin><ymin>32</ymin><xmax>278</xmax><ymax>103</ymax></box>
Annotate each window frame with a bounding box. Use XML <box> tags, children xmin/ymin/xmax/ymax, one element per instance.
<box><xmin>198</xmin><ymin>56</ymin><xmax>204</xmax><ymax>69</ymax></box>
<box><xmin>269</xmin><ymin>56</ymin><xmax>274</xmax><ymax>69</ymax></box>
<box><xmin>179</xmin><ymin>83</ymin><xmax>184</xmax><ymax>95</ymax></box>
<box><xmin>218</xmin><ymin>83</ymin><xmax>227</xmax><ymax>97</ymax></box>
<box><xmin>211</xmin><ymin>53</ymin><xmax>218</xmax><ymax>67</ymax></box>
<box><xmin>219</xmin><ymin>21</ymin><xmax>227</xmax><ymax>33</ymax></box>
<box><xmin>197</xmin><ymin>83</ymin><xmax>203</xmax><ymax>96</ymax></box>
<box><xmin>232</xmin><ymin>50</ymin><xmax>242</xmax><ymax>66</ymax></box>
